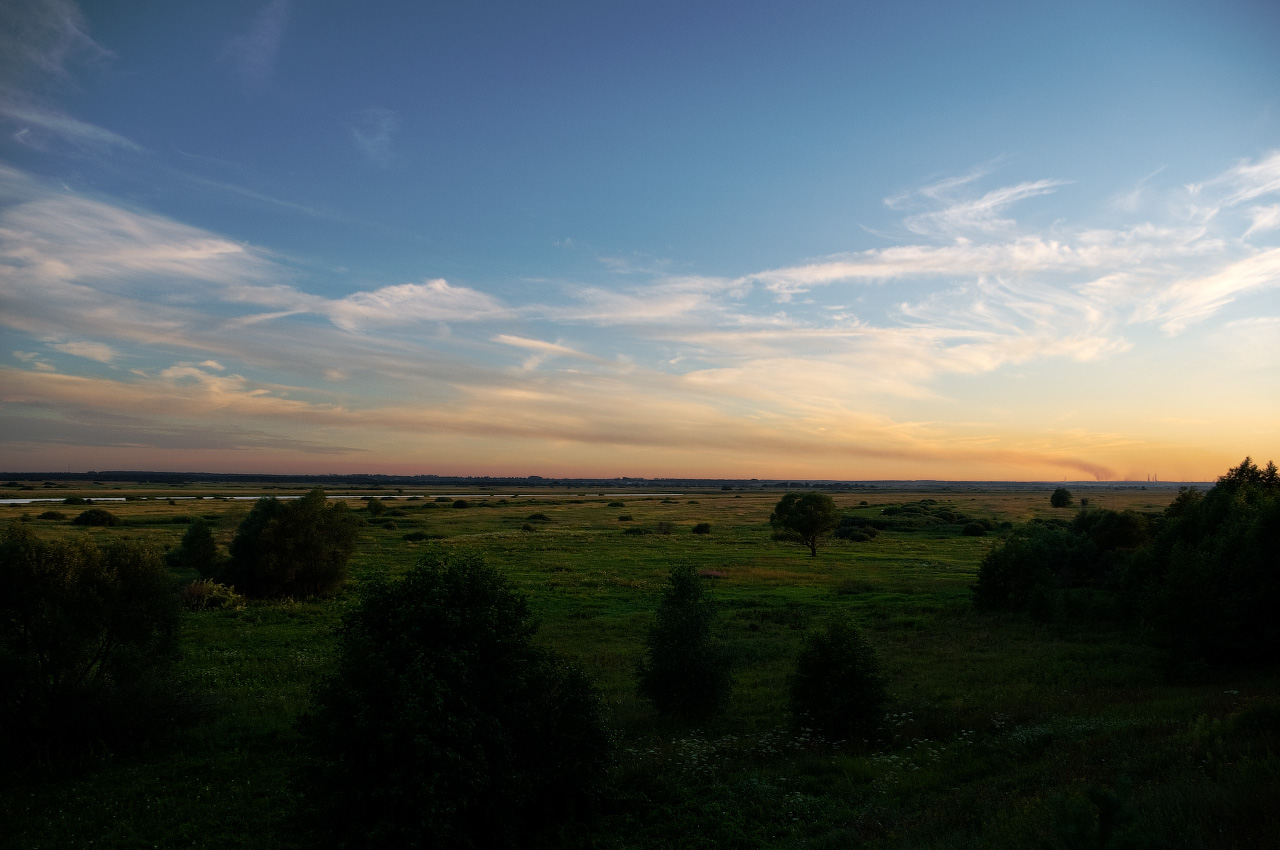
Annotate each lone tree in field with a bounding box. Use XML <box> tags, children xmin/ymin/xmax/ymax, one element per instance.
<box><xmin>302</xmin><ymin>549</ymin><xmax>610</xmax><ymax>848</ymax></box>
<box><xmin>1050</xmin><ymin>487</ymin><xmax>1073</xmax><ymax>508</ymax></box>
<box><xmin>771</xmin><ymin>492</ymin><xmax>841</xmax><ymax>556</ymax></box>
<box><xmin>219</xmin><ymin>488</ymin><xmax>359</xmax><ymax>598</ymax></box>
<box><xmin>637</xmin><ymin>563</ymin><xmax>733</xmax><ymax>720</ymax></box>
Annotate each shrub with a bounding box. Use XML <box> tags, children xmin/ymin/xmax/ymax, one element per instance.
<box><xmin>63</xmin><ymin>496</ymin><xmax>88</xmax><ymax>505</ymax></box>
<box><xmin>691</xmin><ymin>523</ymin><xmax>711</xmax><ymax>535</ymax></box>
<box><xmin>972</xmin><ymin>523</ymin><xmax>1093</xmax><ymax>612</ymax></box>
<box><xmin>170</xmin><ymin>515</ymin><xmax>192</xmax><ymax>524</ymax></box>
<box><xmin>0</xmin><ymin>526</ymin><xmax>182</xmax><ymax>768</ymax></box>
<box><xmin>172</xmin><ymin>518</ymin><xmax>219</xmax><ymax>576</ymax></box>
<box><xmin>526</xmin><ymin>513</ymin><xmax>551</xmax><ymax>522</ymax></box>
<box><xmin>72</xmin><ymin>507</ymin><xmax>119</xmax><ymax>526</ymax></box>
<box><xmin>637</xmin><ymin>564</ymin><xmax>733</xmax><ymax>720</ymax></box>
<box><xmin>789</xmin><ymin>614</ymin><xmax>888</xmax><ymax>745</ymax></box>
<box><xmin>179</xmin><ymin>579</ymin><xmax>245</xmax><ymax>611</ymax></box>
<box><xmin>623</xmin><ymin>527</ymin><xmax>652</xmax><ymax>536</ymax></box>
<box><xmin>36</xmin><ymin>510</ymin><xmax>65</xmax><ymax>520</ymax></box>
<box><xmin>219</xmin><ymin>489</ymin><xmax>360</xmax><ymax>599</ymax></box>
<box><xmin>655</xmin><ymin>521</ymin><xmax>675</xmax><ymax>535</ymax></box>
<box><xmin>365</xmin><ymin>498</ymin><xmax>386</xmax><ymax>517</ymax></box>
<box><xmin>962</xmin><ymin>522</ymin><xmax>987</xmax><ymax>536</ymax></box>
<box><xmin>452</xmin><ymin>499</ymin><xmax>469</xmax><ymax>509</ymax></box>
<box><xmin>608</xmin><ymin>501</ymin><xmax>625</xmax><ymax>508</ymax></box>
<box><xmin>300</xmin><ymin>549</ymin><xmax>610</xmax><ymax>848</ymax></box>
<box><xmin>402</xmin><ymin>530</ymin><xmax>431</xmax><ymax>542</ymax></box>
<box><xmin>521</xmin><ymin>523</ymin><xmax>536</xmax><ymax>532</ymax></box>
<box><xmin>1051</xmin><ymin>487</ymin><xmax>1073</xmax><ymax>508</ymax></box>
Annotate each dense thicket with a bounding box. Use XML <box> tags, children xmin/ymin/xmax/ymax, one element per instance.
<box><xmin>0</xmin><ymin>525</ymin><xmax>181</xmax><ymax>769</ymax></box>
<box><xmin>974</xmin><ymin>458</ymin><xmax>1280</xmax><ymax>672</ymax></box>
<box><xmin>637</xmin><ymin>563</ymin><xmax>733</xmax><ymax>719</ymax></box>
<box><xmin>301</xmin><ymin>549</ymin><xmax>610</xmax><ymax>849</ymax></box>
<box><xmin>218</xmin><ymin>489</ymin><xmax>359</xmax><ymax>598</ymax></box>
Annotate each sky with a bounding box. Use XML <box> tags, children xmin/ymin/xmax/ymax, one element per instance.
<box><xmin>1</xmin><ymin>0</ymin><xmax>1278</xmax><ymax>481</ymax></box>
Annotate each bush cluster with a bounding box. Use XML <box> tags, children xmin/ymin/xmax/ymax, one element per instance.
<box><xmin>72</xmin><ymin>507</ymin><xmax>119</xmax><ymax>526</ymax></box>
<box><xmin>974</xmin><ymin>458</ymin><xmax>1279</xmax><ymax>673</ymax></box>
<box><xmin>1</xmin><ymin>525</ymin><xmax>182</xmax><ymax>769</ymax></box>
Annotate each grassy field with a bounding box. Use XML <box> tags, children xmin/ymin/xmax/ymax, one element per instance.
<box><xmin>2</xmin><ymin>483</ymin><xmax>1277</xmax><ymax>849</ymax></box>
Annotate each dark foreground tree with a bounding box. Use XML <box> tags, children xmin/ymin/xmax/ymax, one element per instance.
<box><xmin>637</xmin><ymin>563</ymin><xmax>733</xmax><ymax>719</ymax></box>
<box><xmin>301</xmin><ymin>549</ymin><xmax>610</xmax><ymax>849</ymax></box>
<box><xmin>0</xmin><ymin>525</ymin><xmax>181</xmax><ymax>770</ymax></box>
<box><xmin>771</xmin><ymin>492</ymin><xmax>841</xmax><ymax>556</ymax></box>
<box><xmin>219</xmin><ymin>489</ymin><xmax>359</xmax><ymax>598</ymax></box>
<box><xmin>1148</xmin><ymin>457</ymin><xmax>1279</xmax><ymax>673</ymax></box>
<box><xmin>1051</xmin><ymin>487</ymin><xmax>1073</xmax><ymax>508</ymax></box>
<box><xmin>789</xmin><ymin>614</ymin><xmax>888</xmax><ymax>745</ymax></box>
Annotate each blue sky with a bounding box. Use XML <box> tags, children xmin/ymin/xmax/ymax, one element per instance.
<box><xmin>1</xmin><ymin>0</ymin><xmax>1278</xmax><ymax>479</ymax></box>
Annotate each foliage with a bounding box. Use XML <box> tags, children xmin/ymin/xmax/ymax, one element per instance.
<box><xmin>1051</xmin><ymin>487</ymin><xmax>1074</xmax><ymax>508</ymax></box>
<box><xmin>692</xmin><ymin>522</ymin><xmax>711</xmax><ymax>535</ymax></box>
<box><xmin>179</xmin><ymin>579</ymin><xmax>245</xmax><ymax>611</ymax></box>
<box><xmin>300</xmin><ymin>548</ymin><xmax>610</xmax><ymax>849</ymax></box>
<box><xmin>972</xmin><ymin>522</ymin><xmax>1093</xmax><ymax>612</ymax></box>
<box><xmin>637</xmin><ymin>563</ymin><xmax>733</xmax><ymax>720</ymax></box>
<box><xmin>220</xmin><ymin>489</ymin><xmax>359</xmax><ymax>599</ymax></box>
<box><xmin>770</xmin><ymin>492</ymin><xmax>840</xmax><ymax>556</ymax></box>
<box><xmin>788</xmin><ymin>614</ymin><xmax>888</xmax><ymax>745</ymax></box>
<box><xmin>171</xmin><ymin>518</ymin><xmax>220</xmax><ymax>576</ymax></box>
<box><xmin>37</xmin><ymin>510</ymin><xmax>66</xmax><ymax>520</ymax></box>
<box><xmin>364</xmin><ymin>498</ymin><xmax>386</xmax><ymax>517</ymax></box>
<box><xmin>1147</xmin><ymin>458</ymin><xmax>1280</xmax><ymax>672</ymax></box>
<box><xmin>0</xmin><ymin>525</ymin><xmax>181</xmax><ymax>768</ymax></box>
<box><xmin>72</xmin><ymin>507</ymin><xmax>119</xmax><ymax>526</ymax></box>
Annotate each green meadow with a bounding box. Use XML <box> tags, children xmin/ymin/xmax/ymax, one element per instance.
<box><xmin>3</xmin><ymin>483</ymin><xmax>1277</xmax><ymax>849</ymax></box>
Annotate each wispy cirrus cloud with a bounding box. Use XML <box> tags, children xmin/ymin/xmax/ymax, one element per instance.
<box><xmin>2</xmin><ymin>153</ymin><xmax>1277</xmax><ymax>480</ymax></box>
<box><xmin>348</xmin><ymin>106</ymin><xmax>401</xmax><ymax>166</ymax></box>
<box><xmin>221</xmin><ymin>0</ymin><xmax>290</xmax><ymax>86</ymax></box>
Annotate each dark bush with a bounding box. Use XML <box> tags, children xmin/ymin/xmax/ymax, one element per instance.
<box><xmin>172</xmin><ymin>518</ymin><xmax>219</xmax><ymax>576</ymax></box>
<box><xmin>300</xmin><ymin>549</ymin><xmax>610</xmax><ymax>848</ymax></box>
<box><xmin>526</xmin><ymin>513</ymin><xmax>551</xmax><ymax>522</ymax></box>
<box><xmin>1051</xmin><ymin>487</ymin><xmax>1073</xmax><ymax>508</ymax></box>
<box><xmin>692</xmin><ymin>523</ymin><xmax>711</xmax><ymax>535</ymax></box>
<box><xmin>218</xmin><ymin>489</ymin><xmax>360</xmax><ymax>599</ymax></box>
<box><xmin>623</xmin><ymin>527</ymin><xmax>652</xmax><ymax>536</ymax></box>
<box><xmin>607</xmin><ymin>501</ymin><xmax>625</xmax><ymax>508</ymax></box>
<box><xmin>618</xmin><ymin>514</ymin><xmax>633</xmax><ymax>522</ymax></box>
<box><xmin>972</xmin><ymin>523</ymin><xmax>1093</xmax><ymax>611</ymax></box>
<box><xmin>637</xmin><ymin>564</ymin><xmax>733</xmax><ymax>720</ymax></box>
<box><xmin>834</xmin><ymin>516</ymin><xmax>879</xmax><ymax>540</ymax></box>
<box><xmin>36</xmin><ymin>510</ymin><xmax>65</xmax><ymax>520</ymax></box>
<box><xmin>169</xmin><ymin>515</ymin><xmax>192</xmax><ymax>524</ymax></box>
<box><xmin>402</xmin><ymin>530</ymin><xmax>431</xmax><ymax>542</ymax></box>
<box><xmin>789</xmin><ymin>614</ymin><xmax>888</xmax><ymax>745</ymax></box>
<box><xmin>0</xmin><ymin>526</ymin><xmax>182</xmax><ymax>768</ymax></box>
<box><xmin>521</xmin><ymin>523</ymin><xmax>536</xmax><ymax>532</ymax></box>
<box><xmin>63</xmin><ymin>496</ymin><xmax>88</xmax><ymax>505</ymax></box>
<box><xmin>655</xmin><ymin>521</ymin><xmax>675</xmax><ymax>535</ymax></box>
<box><xmin>962</xmin><ymin>522</ymin><xmax>987</xmax><ymax>536</ymax></box>
<box><xmin>452</xmin><ymin>499</ymin><xmax>469</xmax><ymax>509</ymax></box>
<box><xmin>72</xmin><ymin>507</ymin><xmax>119</xmax><ymax>526</ymax></box>
<box><xmin>365</xmin><ymin>498</ymin><xmax>387</xmax><ymax>517</ymax></box>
